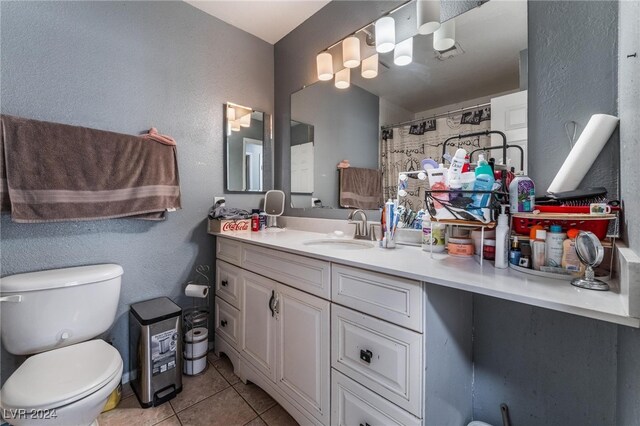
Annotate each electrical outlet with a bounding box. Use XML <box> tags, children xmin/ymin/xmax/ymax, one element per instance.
<box><xmin>214</xmin><ymin>197</ymin><xmax>225</xmax><ymax>206</ymax></box>
<box><xmin>311</xmin><ymin>198</ymin><xmax>319</xmax><ymax>207</ymax></box>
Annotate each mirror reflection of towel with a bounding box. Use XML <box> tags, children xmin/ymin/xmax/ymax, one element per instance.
<box><xmin>339</xmin><ymin>167</ymin><xmax>383</xmax><ymax>209</ymax></box>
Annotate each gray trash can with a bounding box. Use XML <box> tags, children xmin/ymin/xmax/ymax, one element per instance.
<box><xmin>129</xmin><ymin>297</ymin><xmax>183</xmax><ymax>407</ymax></box>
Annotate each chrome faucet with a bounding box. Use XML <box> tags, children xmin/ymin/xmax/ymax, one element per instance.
<box><xmin>348</xmin><ymin>209</ymin><xmax>371</xmax><ymax>240</ymax></box>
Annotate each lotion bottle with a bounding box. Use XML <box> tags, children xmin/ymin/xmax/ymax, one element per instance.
<box><xmin>532</xmin><ymin>229</ymin><xmax>547</xmax><ymax>270</ymax></box>
<box><xmin>494</xmin><ymin>205</ymin><xmax>509</xmax><ymax>269</ymax></box>
<box><xmin>448</xmin><ymin>148</ymin><xmax>467</xmax><ymax>182</ymax></box>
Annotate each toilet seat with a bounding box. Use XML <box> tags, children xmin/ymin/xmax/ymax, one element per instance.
<box><xmin>0</xmin><ymin>339</ymin><xmax>122</xmax><ymax>410</ymax></box>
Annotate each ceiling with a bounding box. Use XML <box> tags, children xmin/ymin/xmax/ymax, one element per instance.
<box><xmin>185</xmin><ymin>0</ymin><xmax>331</xmax><ymax>44</ymax></box>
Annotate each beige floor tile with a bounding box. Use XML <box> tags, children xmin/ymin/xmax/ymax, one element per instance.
<box><xmin>244</xmin><ymin>416</ymin><xmax>267</xmax><ymax>426</ymax></box>
<box><xmin>177</xmin><ymin>387</ymin><xmax>257</xmax><ymax>426</ymax></box>
<box><xmin>170</xmin><ymin>368</ymin><xmax>230</xmax><ymax>413</ymax></box>
<box><xmin>207</xmin><ymin>351</ymin><xmax>220</xmax><ymax>365</ymax></box>
<box><xmin>120</xmin><ymin>382</ymin><xmax>134</xmax><ymax>399</ymax></box>
<box><xmin>213</xmin><ymin>355</ymin><xmax>241</xmax><ymax>385</ymax></box>
<box><xmin>260</xmin><ymin>404</ymin><xmax>299</xmax><ymax>426</ymax></box>
<box><xmin>98</xmin><ymin>395</ymin><xmax>174</xmax><ymax>426</ymax></box>
<box><xmin>154</xmin><ymin>415</ymin><xmax>182</xmax><ymax>426</ymax></box>
<box><xmin>233</xmin><ymin>382</ymin><xmax>276</xmax><ymax>415</ymax></box>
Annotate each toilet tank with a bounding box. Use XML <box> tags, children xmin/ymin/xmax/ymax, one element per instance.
<box><xmin>0</xmin><ymin>264</ymin><xmax>123</xmax><ymax>355</ymax></box>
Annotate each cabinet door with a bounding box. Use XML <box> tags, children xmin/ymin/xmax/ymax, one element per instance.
<box><xmin>241</xmin><ymin>270</ymin><xmax>277</xmax><ymax>381</ymax></box>
<box><xmin>276</xmin><ymin>283</ymin><xmax>330</xmax><ymax>424</ymax></box>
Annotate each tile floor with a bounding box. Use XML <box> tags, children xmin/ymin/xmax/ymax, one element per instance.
<box><xmin>99</xmin><ymin>352</ymin><xmax>299</xmax><ymax>426</ymax></box>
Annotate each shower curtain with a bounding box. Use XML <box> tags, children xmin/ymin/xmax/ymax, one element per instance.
<box><xmin>380</xmin><ymin>108</ymin><xmax>492</xmax><ymax>212</ymax></box>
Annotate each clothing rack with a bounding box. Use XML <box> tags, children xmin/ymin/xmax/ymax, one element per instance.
<box><xmin>380</xmin><ymin>102</ymin><xmax>491</xmax><ymax>130</ymax></box>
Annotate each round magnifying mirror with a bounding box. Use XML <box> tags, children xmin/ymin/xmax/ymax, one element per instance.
<box><xmin>571</xmin><ymin>231</ymin><xmax>608</xmax><ymax>291</ymax></box>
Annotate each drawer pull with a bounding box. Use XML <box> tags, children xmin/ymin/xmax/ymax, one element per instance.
<box><xmin>220</xmin><ymin>320</ymin><xmax>228</xmax><ymax>327</ymax></box>
<box><xmin>221</xmin><ymin>280</ymin><xmax>228</xmax><ymax>287</ymax></box>
<box><xmin>360</xmin><ymin>349</ymin><xmax>373</xmax><ymax>364</ymax></box>
<box><xmin>360</xmin><ymin>423</ymin><xmax>371</xmax><ymax>426</ymax></box>
<box><xmin>269</xmin><ymin>290</ymin><xmax>276</xmax><ymax>317</ymax></box>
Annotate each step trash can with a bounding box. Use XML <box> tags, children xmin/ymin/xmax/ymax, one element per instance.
<box><xmin>129</xmin><ymin>297</ymin><xmax>183</xmax><ymax>407</ymax></box>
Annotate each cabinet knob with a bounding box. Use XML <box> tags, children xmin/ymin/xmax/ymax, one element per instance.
<box><xmin>360</xmin><ymin>349</ymin><xmax>373</xmax><ymax>364</ymax></box>
<box><xmin>221</xmin><ymin>280</ymin><xmax>228</xmax><ymax>287</ymax></box>
<box><xmin>220</xmin><ymin>320</ymin><xmax>228</xmax><ymax>327</ymax></box>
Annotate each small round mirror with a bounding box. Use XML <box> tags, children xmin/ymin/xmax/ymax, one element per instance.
<box><xmin>571</xmin><ymin>231</ymin><xmax>608</xmax><ymax>291</ymax></box>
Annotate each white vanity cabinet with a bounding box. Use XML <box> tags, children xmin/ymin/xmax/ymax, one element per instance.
<box><xmin>214</xmin><ymin>236</ymin><xmax>473</xmax><ymax>426</ymax></box>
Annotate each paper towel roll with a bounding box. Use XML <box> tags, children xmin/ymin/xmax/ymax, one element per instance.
<box><xmin>547</xmin><ymin>114</ymin><xmax>619</xmax><ymax>193</ymax></box>
<box><xmin>185</xmin><ymin>327</ymin><xmax>208</xmax><ymax>343</ymax></box>
<box><xmin>185</xmin><ymin>284</ymin><xmax>209</xmax><ymax>298</ymax></box>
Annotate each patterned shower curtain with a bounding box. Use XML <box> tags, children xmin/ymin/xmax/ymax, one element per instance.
<box><xmin>380</xmin><ymin>108</ymin><xmax>492</xmax><ymax>212</ymax></box>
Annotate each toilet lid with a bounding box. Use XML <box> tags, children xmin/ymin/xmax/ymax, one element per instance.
<box><xmin>0</xmin><ymin>340</ymin><xmax>122</xmax><ymax>410</ymax></box>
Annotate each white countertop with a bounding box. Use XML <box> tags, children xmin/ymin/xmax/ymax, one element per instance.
<box><xmin>211</xmin><ymin>228</ymin><xmax>640</xmax><ymax>327</ymax></box>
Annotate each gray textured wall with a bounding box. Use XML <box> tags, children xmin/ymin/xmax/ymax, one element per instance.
<box><xmin>291</xmin><ymin>82</ymin><xmax>379</xmax><ymax>207</ymax></box>
<box><xmin>274</xmin><ymin>1</ymin><xmax>639</xmax><ymax>425</ymax></box>
<box><xmin>0</xmin><ymin>0</ymin><xmax>273</xmax><ymax>384</ymax></box>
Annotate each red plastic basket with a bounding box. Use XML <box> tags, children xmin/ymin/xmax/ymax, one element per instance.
<box><xmin>512</xmin><ymin>213</ymin><xmax>615</xmax><ymax>240</ymax></box>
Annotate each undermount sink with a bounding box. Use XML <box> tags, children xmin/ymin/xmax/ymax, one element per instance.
<box><xmin>303</xmin><ymin>239</ymin><xmax>375</xmax><ymax>250</ymax></box>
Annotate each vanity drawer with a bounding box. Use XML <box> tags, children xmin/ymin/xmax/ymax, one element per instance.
<box><xmin>331</xmin><ymin>370</ymin><xmax>421</xmax><ymax>426</ymax></box>
<box><xmin>216</xmin><ymin>260</ymin><xmax>242</xmax><ymax>309</ymax></box>
<box><xmin>332</xmin><ymin>264</ymin><xmax>423</xmax><ymax>332</ymax></box>
<box><xmin>331</xmin><ymin>305</ymin><xmax>422</xmax><ymax>417</ymax></box>
<box><xmin>216</xmin><ymin>237</ymin><xmax>243</xmax><ymax>266</ymax></box>
<box><xmin>242</xmin><ymin>244</ymin><xmax>331</xmax><ymax>299</ymax></box>
<box><xmin>215</xmin><ymin>296</ymin><xmax>241</xmax><ymax>350</ymax></box>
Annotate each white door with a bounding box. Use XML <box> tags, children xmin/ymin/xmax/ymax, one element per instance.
<box><xmin>491</xmin><ymin>90</ymin><xmax>528</xmax><ymax>173</ymax></box>
<box><xmin>241</xmin><ymin>270</ymin><xmax>277</xmax><ymax>381</ymax></box>
<box><xmin>290</xmin><ymin>142</ymin><xmax>314</xmax><ymax>193</ymax></box>
<box><xmin>276</xmin><ymin>283</ymin><xmax>330</xmax><ymax>424</ymax></box>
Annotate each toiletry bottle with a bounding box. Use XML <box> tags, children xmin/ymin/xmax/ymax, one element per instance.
<box><xmin>422</xmin><ymin>219</ymin><xmax>446</xmax><ymax>253</ymax></box>
<box><xmin>462</xmin><ymin>154</ymin><xmax>471</xmax><ymax>173</ymax></box>
<box><xmin>494</xmin><ymin>205</ymin><xmax>510</xmax><ymax>269</ymax></box>
<box><xmin>529</xmin><ymin>224</ymin><xmax>544</xmax><ymax>241</ymax></box>
<box><xmin>259</xmin><ymin>210</ymin><xmax>267</xmax><ymax>230</ymax></box>
<box><xmin>532</xmin><ymin>229</ymin><xmax>547</xmax><ymax>270</ymax></box>
<box><xmin>448</xmin><ymin>148</ymin><xmax>467</xmax><ymax>182</ymax></box>
<box><xmin>519</xmin><ymin>240</ymin><xmax>531</xmax><ymax>268</ymax></box>
<box><xmin>509</xmin><ymin>236</ymin><xmax>521</xmax><ymax>266</ymax></box>
<box><xmin>251</xmin><ymin>210</ymin><xmax>260</xmax><ymax>232</ymax></box>
<box><xmin>545</xmin><ymin>224</ymin><xmax>566</xmax><ymax>267</ymax></box>
<box><xmin>427</xmin><ymin>166</ymin><xmax>449</xmax><ymax>211</ymax></box>
<box><xmin>449</xmin><ymin>178</ymin><xmax>462</xmax><ymax>201</ymax></box>
<box><xmin>509</xmin><ymin>173</ymin><xmax>535</xmax><ymax>212</ymax></box>
<box><xmin>562</xmin><ymin>228</ymin><xmax>584</xmax><ymax>272</ymax></box>
<box><xmin>472</xmin><ymin>155</ymin><xmax>495</xmax><ymax>213</ymax></box>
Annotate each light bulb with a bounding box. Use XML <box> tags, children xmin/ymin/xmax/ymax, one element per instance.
<box><xmin>375</xmin><ymin>16</ymin><xmax>395</xmax><ymax>53</ymax></box>
<box><xmin>342</xmin><ymin>36</ymin><xmax>361</xmax><ymax>68</ymax></box>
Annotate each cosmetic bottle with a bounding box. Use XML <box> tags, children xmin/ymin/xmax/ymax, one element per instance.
<box><xmin>532</xmin><ymin>229</ymin><xmax>547</xmax><ymax>270</ymax></box>
<box><xmin>448</xmin><ymin>148</ymin><xmax>467</xmax><ymax>182</ymax></box>
<box><xmin>494</xmin><ymin>205</ymin><xmax>510</xmax><ymax>269</ymax></box>
<box><xmin>561</xmin><ymin>228</ymin><xmax>584</xmax><ymax>272</ymax></box>
<box><xmin>509</xmin><ymin>173</ymin><xmax>535</xmax><ymax>212</ymax></box>
<box><xmin>471</xmin><ymin>155</ymin><xmax>495</xmax><ymax>212</ymax></box>
<box><xmin>545</xmin><ymin>225</ymin><xmax>566</xmax><ymax>267</ymax></box>
<box><xmin>509</xmin><ymin>236</ymin><xmax>521</xmax><ymax>266</ymax></box>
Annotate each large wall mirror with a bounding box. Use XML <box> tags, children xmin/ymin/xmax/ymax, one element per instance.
<box><xmin>225</xmin><ymin>102</ymin><xmax>273</xmax><ymax>192</ymax></box>
<box><xmin>289</xmin><ymin>0</ymin><xmax>528</xmax><ymax>211</ymax></box>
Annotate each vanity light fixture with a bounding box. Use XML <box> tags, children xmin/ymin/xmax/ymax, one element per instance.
<box><xmin>316</xmin><ymin>52</ymin><xmax>334</xmax><ymax>81</ymax></box>
<box><xmin>433</xmin><ymin>18</ymin><xmax>455</xmax><ymax>51</ymax></box>
<box><xmin>394</xmin><ymin>38</ymin><xmax>413</xmax><ymax>66</ymax></box>
<box><xmin>227</xmin><ymin>105</ymin><xmax>236</xmax><ymax>122</ymax></box>
<box><xmin>417</xmin><ymin>0</ymin><xmax>441</xmax><ymax>35</ymax></box>
<box><xmin>239</xmin><ymin>112</ymin><xmax>251</xmax><ymax>128</ymax></box>
<box><xmin>361</xmin><ymin>54</ymin><xmax>379</xmax><ymax>79</ymax></box>
<box><xmin>375</xmin><ymin>16</ymin><xmax>395</xmax><ymax>53</ymax></box>
<box><xmin>342</xmin><ymin>36</ymin><xmax>361</xmax><ymax>68</ymax></box>
<box><xmin>335</xmin><ymin>68</ymin><xmax>350</xmax><ymax>89</ymax></box>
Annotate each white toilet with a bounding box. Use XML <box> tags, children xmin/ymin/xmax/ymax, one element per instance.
<box><xmin>0</xmin><ymin>264</ymin><xmax>124</xmax><ymax>426</ymax></box>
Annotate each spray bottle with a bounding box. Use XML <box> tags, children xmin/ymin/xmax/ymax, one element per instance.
<box><xmin>494</xmin><ymin>205</ymin><xmax>510</xmax><ymax>269</ymax></box>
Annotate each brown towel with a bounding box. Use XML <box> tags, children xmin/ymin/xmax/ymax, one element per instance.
<box><xmin>339</xmin><ymin>167</ymin><xmax>383</xmax><ymax>209</ymax></box>
<box><xmin>1</xmin><ymin>115</ymin><xmax>181</xmax><ymax>223</ymax></box>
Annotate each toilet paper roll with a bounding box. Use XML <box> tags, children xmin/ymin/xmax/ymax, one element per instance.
<box><xmin>185</xmin><ymin>327</ymin><xmax>208</xmax><ymax>343</ymax></box>
<box><xmin>185</xmin><ymin>284</ymin><xmax>209</xmax><ymax>298</ymax></box>
<box><xmin>547</xmin><ymin>114</ymin><xmax>619</xmax><ymax>193</ymax></box>
<box><xmin>184</xmin><ymin>340</ymin><xmax>209</xmax><ymax>358</ymax></box>
<box><xmin>183</xmin><ymin>355</ymin><xmax>207</xmax><ymax>375</ymax></box>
